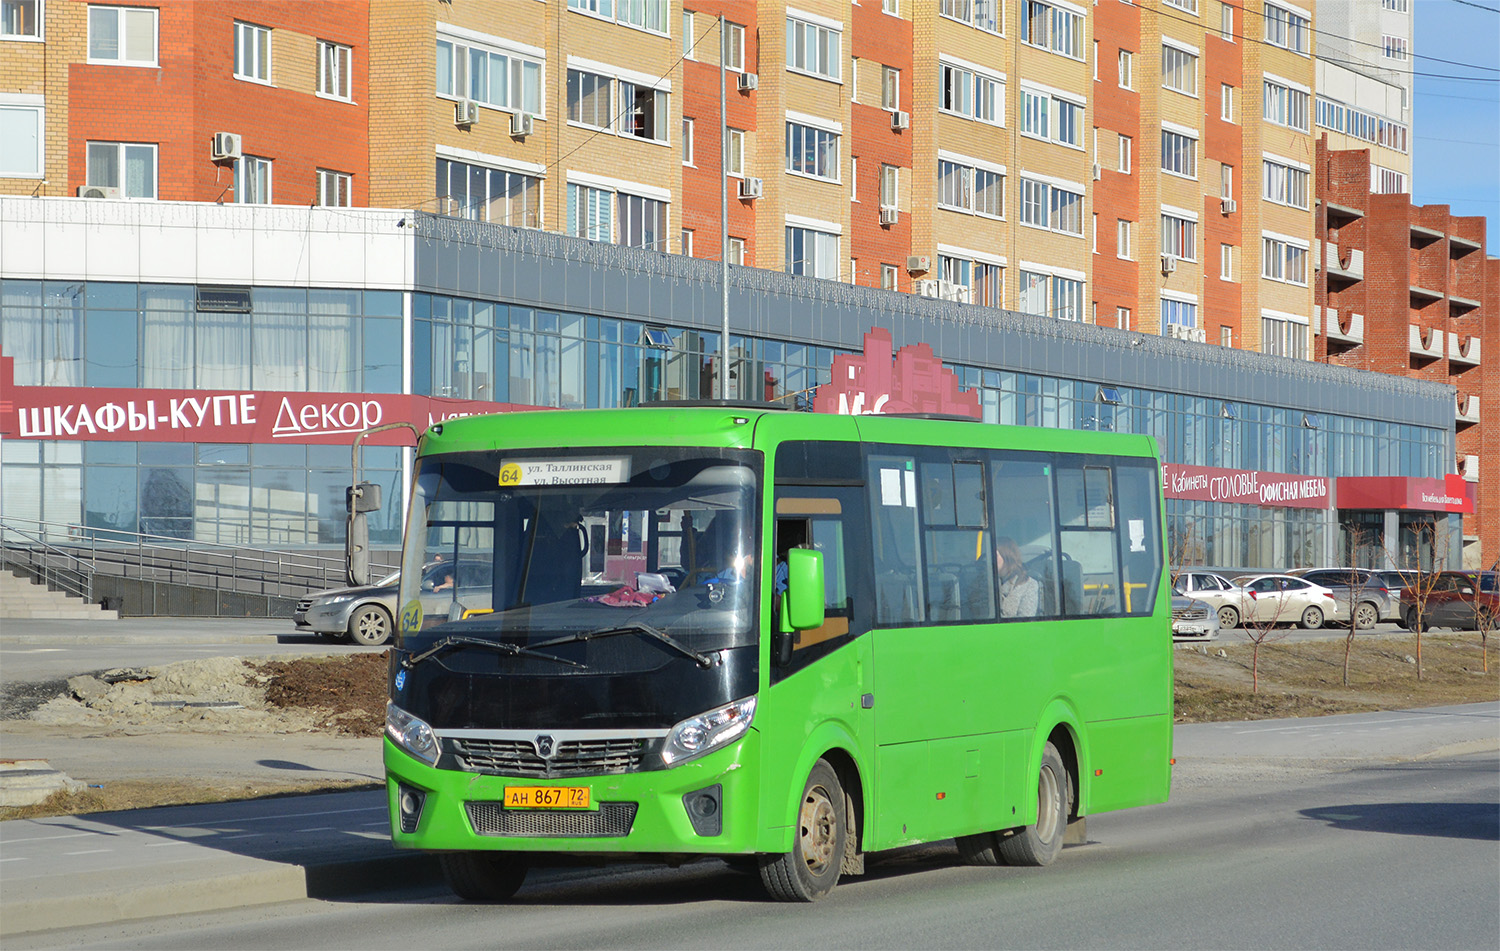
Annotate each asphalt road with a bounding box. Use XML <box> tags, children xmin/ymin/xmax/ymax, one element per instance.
<box><xmin>7</xmin><ymin>746</ymin><xmax>1495</xmax><ymax>951</ymax></box>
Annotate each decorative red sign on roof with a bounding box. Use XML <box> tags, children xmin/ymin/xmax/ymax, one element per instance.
<box><xmin>811</xmin><ymin>327</ymin><xmax>980</xmax><ymax>418</ymax></box>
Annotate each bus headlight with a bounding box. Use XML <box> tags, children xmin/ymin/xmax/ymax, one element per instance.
<box><xmin>386</xmin><ymin>702</ymin><xmax>439</xmax><ymax>765</ymax></box>
<box><xmin>662</xmin><ymin>696</ymin><xmax>756</xmax><ymax>767</ymax></box>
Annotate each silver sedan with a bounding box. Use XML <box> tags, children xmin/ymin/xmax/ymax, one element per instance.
<box><xmin>1230</xmin><ymin>574</ymin><xmax>1340</xmax><ymax>630</ymax></box>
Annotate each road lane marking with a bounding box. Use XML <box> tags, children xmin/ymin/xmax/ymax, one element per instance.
<box><xmin>136</xmin><ymin>805</ymin><xmax>384</xmax><ymax>833</ymax></box>
<box><xmin>64</xmin><ymin>849</ymin><xmax>113</xmax><ymax>856</ymax></box>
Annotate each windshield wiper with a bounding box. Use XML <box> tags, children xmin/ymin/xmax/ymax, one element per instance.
<box><xmin>533</xmin><ymin>622</ymin><xmax>716</xmax><ymax>669</ymax></box>
<box><xmin>402</xmin><ymin>634</ymin><xmax>587</xmax><ymax>670</ymax></box>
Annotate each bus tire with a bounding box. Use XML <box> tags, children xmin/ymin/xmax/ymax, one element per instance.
<box><xmin>439</xmin><ymin>851</ymin><xmax>528</xmax><ymax>901</ymax></box>
<box><xmin>997</xmin><ymin>742</ymin><xmax>1070</xmax><ymax>867</ymax></box>
<box><xmin>348</xmin><ymin>605</ymin><xmax>392</xmax><ymax>646</ymax></box>
<box><xmin>759</xmin><ymin>759</ymin><xmax>845</xmax><ymax>901</ymax></box>
<box><xmin>956</xmin><ymin>831</ymin><xmax>1003</xmax><ymax>866</ymax></box>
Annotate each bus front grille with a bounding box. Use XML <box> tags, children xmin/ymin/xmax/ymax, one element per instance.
<box><xmin>465</xmin><ymin>801</ymin><xmax>638</xmax><ymax>837</ymax></box>
<box><xmin>451</xmin><ymin>737</ymin><xmax>646</xmax><ymax>778</ymax></box>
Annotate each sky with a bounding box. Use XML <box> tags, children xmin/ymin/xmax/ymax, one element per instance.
<box><xmin>1412</xmin><ymin>0</ymin><xmax>1500</xmax><ymax>241</ymax></box>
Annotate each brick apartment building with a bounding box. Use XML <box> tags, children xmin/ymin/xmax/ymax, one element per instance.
<box><xmin>1316</xmin><ymin>138</ymin><xmax>1496</xmax><ymax>567</ymax></box>
<box><xmin>0</xmin><ymin>0</ymin><xmax>1490</xmax><ymax>566</ymax></box>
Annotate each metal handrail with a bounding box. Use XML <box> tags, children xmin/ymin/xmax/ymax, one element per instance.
<box><xmin>0</xmin><ymin>516</ymin><xmax>399</xmax><ymax>601</ymax></box>
<box><xmin>0</xmin><ymin>521</ymin><xmax>96</xmax><ymax>603</ymax></box>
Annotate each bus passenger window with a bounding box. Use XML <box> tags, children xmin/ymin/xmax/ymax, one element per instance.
<box><xmin>989</xmin><ymin>455</ymin><xmax>1059</xmax><ymax>617</ymax></box>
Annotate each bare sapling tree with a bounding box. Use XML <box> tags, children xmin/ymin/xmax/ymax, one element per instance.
<box><xmin>1473</xmin><ymin>584</ymin><xmax>1494</xmax><ymax>675</ymax></box>
<box><xmin>1339</xmin><ymin>527</ymin><xmax>1379</xmax><ymax>687</ymax></box>
<box><xmin>1398</xmin><ymin>517</ymin><xmax>1453</xmax><ymax>682</ymax></box>
<box><xmin>1236</xmin><ymin>578</ymin><xmax>1300</xmax><ymax>694</ymax></box>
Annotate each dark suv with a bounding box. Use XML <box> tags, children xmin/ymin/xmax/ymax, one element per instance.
<box><xmin>1402</xmin><ymin>571</ymin><xmax>1500</xmax><ymax>632</ymax></box>
<box><xmin>1287</xmin><ymin>568</ymin><xmax>1396</xmax><ymax>630</ymax></box>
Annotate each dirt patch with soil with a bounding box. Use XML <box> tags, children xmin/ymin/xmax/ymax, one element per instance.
<box><xmin>5</xmin><ymin>633</ymin><xmax>1495</xmax><ymax>820</ymax></box>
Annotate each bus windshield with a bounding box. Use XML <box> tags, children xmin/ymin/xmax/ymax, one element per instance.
<box><xmin>397</xmin><ymin>446</ymin><xmax>761</xmax><ymax>662</ymax></box>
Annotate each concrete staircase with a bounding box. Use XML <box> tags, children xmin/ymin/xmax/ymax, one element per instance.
<box><xmin>0</xmin><ymin>571</ymin><xmax>119</xmax><ymax>620</ymax></box>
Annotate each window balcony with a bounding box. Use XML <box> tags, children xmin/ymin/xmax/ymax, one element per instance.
<box><xmin>1409</xmin><ymin>324</ymin><xmax>1443</xmax><ymax>360</ymax></box>
<box><xmin>1319</xmin><ymin>306</ymin><xmax>1364</xmax><ymax>345</ymax></box>
<box><xmin>1448</xmin><ymin>333</ymin><xmax>1481</xmax><ymax>367</ymax></box>
<box><xmin>1459</xmin><ymin>454</ymin><xmax>1480</xmax><ymax>482</ymax></box>
<box><xmin>1449</xmin><ymin>234</ymin><xmax>1481</xmax><ymax>258</ymax></box>
<box><xmin>1449</xmin><ymin>293</ymin><xmax>1480</xmax><ymax>317</ymax></box>
<box><xmin>1456</xmin><ymin>394</ymin><xmax>1479</xmax><ymax>427</ymax></box>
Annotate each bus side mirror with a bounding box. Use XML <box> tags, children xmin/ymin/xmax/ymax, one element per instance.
<box><xmin>783</xmin><ymin>548</ymin><xmax>825</xmax><ymax>632</ymax></box>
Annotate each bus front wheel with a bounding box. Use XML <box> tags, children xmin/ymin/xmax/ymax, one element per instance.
<box><xmin>759</xmin><ymin>759</ymin><xmax>845</xmax><ymax>901</ymax></box>
<box><xmin>440</xmin><ymin>851</ymin><xmax>528</xmax><ymax>901</ymax></box>
<box><xmin>997</xmin><ymin>741</ymin><xmax>1071</xmax><ymax>867</ymax></box>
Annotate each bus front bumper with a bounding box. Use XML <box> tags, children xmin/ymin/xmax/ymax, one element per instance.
<box><xmin>383</xmin><ymin>731</ymin><xmax>762</xmax><ymax>855</ymax></box>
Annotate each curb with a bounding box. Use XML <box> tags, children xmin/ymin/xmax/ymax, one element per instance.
<box><xmin>0</xmin><ymin>852</ymin><xmax>442</xmax><ymax>938</ymax></box>
<box><xmin>0</xmin><ymin>634</ymin><xmax>293</xmax><ymax>646</ymax></box>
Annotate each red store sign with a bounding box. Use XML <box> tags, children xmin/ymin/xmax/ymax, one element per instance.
<box><xmin>1336</xmin><ymin>475</ymin><xmax>1475</xmax><ymax>514</ymax></box>
<box><xmin>1163</xmin><ymin>463</ymin><xmax>1331</xmax><ymax>510</ymax></box>
<box><xmin>1</xmin><ymin>381</ymin><xmax>528</xmax><ymax>446</ymax></box>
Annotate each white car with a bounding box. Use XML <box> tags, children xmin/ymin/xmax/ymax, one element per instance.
<box><xmin>1171</xmin><ymin>595</ymin><xmax>1220</xmax><ymax>641</ymax></box>
<box><xmin>1173</xmin><ymin>571</ymin><xmax>1250</xmax><ymax>630</ymax></box>
<box><xmin>1229</xmin><ymin>573</ymin><xmax>1340</xmax><ymax>630</ymax></box>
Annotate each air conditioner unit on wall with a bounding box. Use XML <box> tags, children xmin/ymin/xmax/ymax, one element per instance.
<box><xmin>211</xmin><ymin>132</ymin><xmax>242</xmax><ymax>162</ymax></box>
<box><xmin>1161</xmin><ymin>254</ymin><xmax>1178</xmax><ymax>275</ymax></box>
<box><xmin>906</xmin><ymin>254</ymin><xmax>931</xmax><ymax>272</ymax></box>
<box><xmin>891</xmin><ymin>110</ymin><xmax>910</xmax><ymax>130</ymax></box>
<box><xmin>938</xmin><ymin>281</ymin><xmax>971</xmax><ymax>303</ymax></box>
<box><xmin>738</xmin><ymin>177</ymin><xmax>763</xmax><ymax>199</ymax></box>
<box><xmin>879</xmin><ymin>207</ymin><xmax>899</xmax><ymax>226</ymax></box>
<box><xmin>455</xmin><ymin>100</ymin><xmax>479</xmax><ymax>127</ymax></box>
<box><xmin>737</xmin><ymin>72</ymin><xmax>758</xmax><ymax>92</ymax></box>
<box><xmin>914</xmin><ymin>279</ymin><xmax>941</xmax><ymax>298</ymax></box>
<box><xmin>77</xmin><ymin>185</ymin><xmax>121</xmax><ymax>199</ymax></box>
<box><xmin>1220</xmin><ymin>198</ymin><xmax>1237</xmax><ymax>214</ymax></box>
<box><xmin>510</xmin><ymin>111</ymin><xmax>534</xmax><ymax>137</ymax></box>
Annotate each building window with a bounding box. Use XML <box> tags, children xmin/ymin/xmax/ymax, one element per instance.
<box><xmin>1220</xmin><ymin>243</ymin><xmax>1236</xmax><ymax>281</ymax></box>
<box><xmin>234</xmin><ymin>155</ymin><xmax>272</xmax><ymax>204</ymax></box>
<box><xmin>1117</xmin><ymin>219</ymin><xmax>1133</xmax><ymax>260</ymax></box>
<box><xmin>938</xmin><ymin>159</ymin><xmax>1003</xmax><ymax>217</ymax></box>
<box><xmin>1020</xmin><ymin>177</ymin><xmax>1083</xmax><ymax>236</ymax></box>
<box><xmin>2</xmin><ymin>0</ymin><xmax>41</xmax><ymax>38</ymax></box>
<box><xmin>786</xmin><ymin>15</ymin><xmax>841</xmax><ymax>81</ymax></box>
<box><xmin>680</xmin><ymin>228</ymin><xmax>693</xmax><ymax>256</ymax></box>
<box><xmin>1164</xmin><ymin>0</ymin><xmax>1198</xmax><ymax>13</ymax></box>
<box><xmin>438</xmin><ymin>158</ymin><xmax>541</xmax><ymax>227</ymax></box>
<box><xmin>940</xmin><ymin>61</ymin><xmax>1003</xmax><ymax>124</ymax></box>
<box><xmin>724</xmin><ymin>21</ymin><xmax>744</xmax><ymax>71</ymax></box>
<box><xmin>88</xmin><ymin>4</ymin><xmax>157</xmax><ymax>66</ymax></box>
<box><xmin>1021</xmin><ymin>1</ymin><xmax>1082</xmax><ymax>59</ymax></box>
<box><xmin>1021</xmin><ymin>88</ymin><xmax>1082</xmax><ymax>147</ymax></box>
<box><xmin>1382</xmin><ymin>35</ymin><xmax>1408</xmax><ymax>61</ymax></box>
<box><xmin>1019</xmin><ymin>271</ymin><xmax>1084</xmax><ymax>321</ymax></box>
<box><xmin>567</xmin><ymin>69</ymin><xmax>665</xmax><ymax>142</ymax></box>
<box><xmin>1261</xmin><ymin>313</ymin><xmax>1308</xmax><ymax>358</ymax></box>
<box><xmin>786</xmin><ymin>226</ymin><xmax>839</xmax><ymax>279</ymax></box>
<box><xmin>1117</xmin><ymin>49</ymin><xmax>1133</xmax><ymax>89</ymax></box>
<box><xmin>1262</xmin><ymin>157</ymin><xmax>1308</xmax><ymax>208</ymax></box>
<box><xmin>1265</xmin><ymin>3</ymin><xmax>1310</xmax><ymax>54</ymax></box>
<box><xmin>86</xmin><ymin>141</ymin><xmax>156</xmax><ymax>198</ymax></box>
<box><xmin>568</xmin><ymin>69</ymin><xmax>611</xmax><ymax>129</ymax></box>
<box><xmin>1316</xmin><ymin>96</ymin><xmax>1408</xmax><ymax>152</ymax></box>
<box><xmin>880</xmin><ymin>164</ymin><xmax>898</xmax><ymax>209</ymax></box>
<box><xmin>1220</xmin><ymin>3</ymin><xmax>1234</xmax><ymax>40</ymax></box>
<box><xmin>1113</xmin><ymin>134</ymin><xmax>1130</xmax><ymax>173</ymax></box>
<box><xmin>317</xmin><ymin>169</ymin><xmax>352</xmax><ymax>207</ymax></box>
<box><xmin>1220</xmin><ymin>83</ymin><xmax>1234</xmax><ymax>122</ymax></box>
<box><xmin>940</xmin><ymin>0</ymin><xmax>1000</xmax><ymax>33</ymax></box>
<box><xmin>0</xmin><ymin>102</ymin><xmax>43</xmax><ymax>176</ymax></box>
<box><xmin>882</xmin><ymin>65</ymin><xmax>900</xmax><ymax>110</ymax></box>
<box><xmin>850</xmin><ymin>156</ymin><xmax>858</xmax><ymax>200</ymax></box>
<box><xmin>1264</xmin><ymin>77</ymin><xmax>1310</xmax><ymax>131</ymax></box>
<box><xmin>682</xmin><ymin>118</ymin><xmax>694</xmax><ymax>164</ymax></box>
<box><xmin>1161</xmin><ymin>129</ymin><xmax>1198</xmax><ymax>178</ymax></box>
<box><xmin>234</xmin><ymin>21</ymin><xmax>272</xmax><ymax>83</ymax></box>
<box><xmin>317</xmin><ymin>40</ymin><xmax>352</xmax><ymax>100</ymax></box>
<box><xmin>786</xmin><ymin>121</ymin><xmax>840</xmax><ymax>181</ymax></box>
<box><xmin>569</xmin><ymin>183</ymin><xmax>610</xmax><ymax>242</ymax></box>
<box><xmin>1220</xmin><ymin>163</ymin><xmax>1233</xmax><ymax>198</ymax></box>
<box><xmin>883</xmin><ymin>0</ymin><xmax>899</xmax><ymax>13</ymax></box>
<box><xmin>621</xmin><ymin>80</ymin><xmax>668</xmax><ymax>142</ymax></box>
<box><xmin>1383</xmin><ymin>0</ymin><xmax>1409</xmax><ymax>10</ymax></box>
<box><xmin>728</xmin><ymin>236</ymin><xmax>746</xmax><ymax>265</ymax></box>
<box><xmin>727</xmin><ymin>128</ymin><xmax>745</xmax><ymax>176</ymax></box>
<box><xmin>568</xmin><ymin>0</ymin><xmax>668</xmax><ymax>34</ymax></box>
<box><xmin>1161</xmin><ymin>297</ymin><xmax>1198</xmax><ymax>334</ymax></box>
<box><xmin>1161</xmin><ymin>213</ymin><xmax>1197</xmax><ymax>262</ymax></box>
<box><xmin>1262</xmin><ymin>235</ymin><xmax>1308</xmax><ymax>286</ymax></box>
<box><xmin>1162</xmin><ymin>43</ymin><xmax>1198</xmax><ymax>96</ymax></box>
<box><xmin>1117</xmin><ymin>306</ymin><xmax>1131</xmax><ymax>330</ymax></box>
<box><xmin>436</xmin><ymin>35</ymin><xmax>544</xmax><ymax>115</ymax></box>
<box><xmin>882</xmin><ymin>264</ymin><xmax>898</xmax><ymax>290</ymax></box>
<box><xmin>1372</xmin><ymin>165</ymin><xmax>1408</xmax><ymax>194</ymax></box>
<box><xmin>682</xmin><ymin>10</ymin><xmax>693</xmax><ymax>57</ymax></box>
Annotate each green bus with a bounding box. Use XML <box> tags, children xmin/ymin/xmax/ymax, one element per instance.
<box><xmin>384</xmin><ymin>403</ymin><xmax>1173</xmax><ymax>902</ymax></box>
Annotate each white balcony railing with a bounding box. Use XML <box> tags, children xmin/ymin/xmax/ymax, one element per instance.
<box><xmin>1459</xmin><ymin>454</ymin><xmax>1480</xmax><ymax>482</ymax></box>
<box><xmin>1456</xmin><ymin>394</ymin><xmax>1480</xmax><ymax>424</ymax></box>
<box><xmin>1410</xmin><ymin>324</ymin><xmax>1444</xmax><ymax>358</ymax></box>
<box><xmin>1449</xmin><ymin>333</ymin><xmax>1482</xmax><ymax>366</ymax></box>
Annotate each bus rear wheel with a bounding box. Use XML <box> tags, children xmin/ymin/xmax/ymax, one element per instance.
<box><xmin>759</xmin><ymin>759</ymin><xmax>845</xmax><ymax>901</ymax></box>
<box><xmin>439</xmin><ymin>851</ymin><xmax>528</xmax><ymax>901</ymax></box>
<box><xmin>996</xmin><ymin>741</ymin><xmax>1070</xmax><ymax>867</ymax></box>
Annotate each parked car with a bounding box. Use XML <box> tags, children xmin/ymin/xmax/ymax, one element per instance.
<box><xmin>1173</xmin><ymin>571</ymin><xmax>1249</xmax><ymax>629</ymax></box>
<box><xmin>1229</xmin><ymin>573</ymin><xmax>1339</xmax><ymax>630</ymax></box>
<box><xmin>1401</xmin><ymin>570</ymin><xmax>1500</xmax><ymax>632</ymax></box>
<box><xmin>1374</xmin><ymin>570</ymin><xmax>1419</xmax><ymax>626</ymax></box>
<box><xmin>1171</xmin><ymin>595</ymin><xmax>1221</xmax><ymax>642</ymax></box>
<box><xmin>293</xmin><ymin>568</ymin><xmax>401</xmax><ymax>646</ymax></box>
<box><xmin>1287</xmin><ymin>567</ymin><xmax>1397</xmax><ymax>629</ymax></box>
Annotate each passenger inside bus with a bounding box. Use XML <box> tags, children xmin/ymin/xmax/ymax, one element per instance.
<box><xmin>995</xmin><ymin>536</ymin><xmax>1040</xmax><ymax>618</ymax></box>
